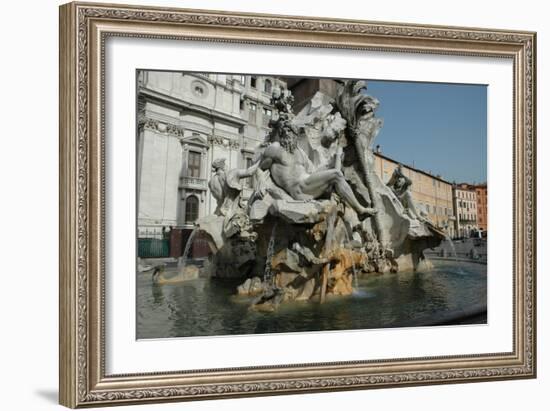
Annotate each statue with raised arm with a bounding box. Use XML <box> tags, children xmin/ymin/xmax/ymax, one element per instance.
<box><xmin>258</xmin><ymin>118</ymin><xmax>377</xmax><ymax>218</ymax></box>
<box><xmin>209</xmin><ymin>158</ymin><xmax>259</xmax><ymax>217</ymax></box>
<box><xmin>387</xmin><ymin>164</ymin><xmax>424</xmax><ymax>221</ymax></box>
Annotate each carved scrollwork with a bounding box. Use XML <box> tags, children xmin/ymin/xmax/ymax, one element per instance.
<box><xmin>208</xmin><ymin>135</ymin><xmax>240</xmax><ymax>149</ymax></box>
<box><xmin>84</xmin><ymin>364</ymin><xmax>532</xmax><ymax>402</ymax></box>
<box><xmin>138</xmin><ymin>118</ymin><xmax>186</xmax><ymax>137</ymax></box>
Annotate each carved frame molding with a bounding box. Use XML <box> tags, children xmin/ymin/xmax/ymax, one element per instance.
<box><xmin>59</xmin><ymin>2</ymin><xmax>536</xmax><ymax>408</ymax></box>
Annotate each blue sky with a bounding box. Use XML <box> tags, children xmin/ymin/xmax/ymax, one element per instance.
<box><xmin>365</xmin><ymin>79</ymin><xmax>487</xmax><ymax>184</ymax></box>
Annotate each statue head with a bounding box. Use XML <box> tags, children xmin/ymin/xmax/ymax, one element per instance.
<box><xmin>211</xmin><ymin>158</ymin><xmax>226</xmax><ymax>172</ymax></box>
<box><xmin>359</xmin><ymin>94</ymin><xmax>380</xmax><ymax>120</ymax></box>
<box><xmin>321</xmin><ymin>112</ymin><xmax>347</xmax><ymax>147</ymax></box>
<box><xmin>278</xmin><ymin>119</ymin><xmax>299</xmax><ymax>153</ymax></box>
<box><xmin>335</xmin><ymin>80</ymin><xmax>380</xmax><ymax>126</ymax></box>
<box><xmin>392</xmin><ymin>165</ymin><xmax>407</xmax><ymax>188</ymax></box>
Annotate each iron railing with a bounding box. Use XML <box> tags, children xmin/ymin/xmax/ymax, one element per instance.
<box><xmin>138</xmin><ymin>238</ymin><xmax>170</xmax><ymax>258</ymax></box>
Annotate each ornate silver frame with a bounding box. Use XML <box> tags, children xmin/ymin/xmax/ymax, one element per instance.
<box><xmin>59</xmin><ymin>2</ymin><xmax>536</xmax><ymax>408</ymax></box>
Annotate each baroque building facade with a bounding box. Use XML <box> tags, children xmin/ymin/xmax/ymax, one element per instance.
<box><xmin>137</xmin><ymin>71</ymin><xmax>286</xmax><ymax>255</ymax></box>
<box><xmin>452</xmin><ymin>183</ymin><xmax>479</xmax><ymax>238</ymax></box>
<box><xmin>474</xmin><ymin>183</ymin><xmax>488</xmax><ymax>232</ymax></box>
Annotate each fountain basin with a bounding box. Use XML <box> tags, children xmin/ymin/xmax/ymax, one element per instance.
<box><xmin>137</xmin><ymin>259</ymin><xmax>487</xmax><ymax>339</ymax></box>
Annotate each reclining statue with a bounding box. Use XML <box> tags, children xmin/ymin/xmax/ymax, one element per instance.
<box><xmin>257</xmin><ymin>118</ymin><xmax>377</xmax><ymax>218</ymax></box>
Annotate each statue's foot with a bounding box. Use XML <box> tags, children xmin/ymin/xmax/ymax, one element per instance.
<box><xmin>359</xmin><ymin>207</ymin><xmax>378</xmax><ymax>218</ymax></box>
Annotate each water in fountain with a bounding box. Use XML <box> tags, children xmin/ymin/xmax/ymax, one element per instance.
<box><xmin>443</xmin><ymin>235</ymin><xmax>465</xmax><ymax>275</ymax></box>
<box><xmin>263</xmin><ymin>223</ymin><xmax>278</xmax><ymax>288</ymax></box>
<box><xmin>349</xmin><ymin>254</ymin><xmax>370</xmax><ymax>298</ymax></box>
<box><xmin>351</xmin><ymin>254</ymin><xmax>359</xmax><ymax>289</ymax></box>
<box><xmin>178</xmin><ymin>227</ymin><xmax>199</xmax><ymax>270</ymax></box>
<box><xmin>342</xmin><ymin>230</ymin><xmax>367</xmax><ymax>297</ymax></box>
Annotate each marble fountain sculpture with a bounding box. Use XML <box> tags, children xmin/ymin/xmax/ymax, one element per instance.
<box><xmin>195</xmin><ymin>80</ymin><xmax>445</xmax><ymax>311</ymax></box>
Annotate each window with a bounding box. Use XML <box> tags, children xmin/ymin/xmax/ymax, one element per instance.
<box><xmin>240</xmin><ymin>75</ymin><xmax>246</xmax><ymax>85</ymax></box>
<box><xmin>251</xmin><ymin>76</ymin><xmax>257</xmax><ymax>88</ymax></box>
<box><xmin>264</xmin><ymin>79</ymin><xmax>272</xmax><ymax>93</ymax></box>
<box><xmin>194</xmin><ymin>85</ymin><xmax>205</xmax><ymax>96</ymax></box>
<box><xmin>262</xmin><ymin>107</ymin><xmax>272</xmax><ymax>125</ymax></box>
<box><xmin>187</xmin><ymin>152</ymin><xmax>201</xmax><ymax>178</ymax></box>
<box><xmin>249</xmin><ymin>102</ymin><xmax>257</xmax><ymax>123</ymax></box>
<box><xmin>239</xmin><ymin>99</ymin><xmax>244</xmax><ymax>111</ymax></box>
<box><xmin>185</xmin><ymin>196</ymin><xmax>199</xmax><ymax>223</ymax></box>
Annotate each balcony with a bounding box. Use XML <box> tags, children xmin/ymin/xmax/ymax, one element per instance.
<box><xmin>180</xmin><ymin>176</ymin><xmax>207</xmax><ymax>190</ymax></box>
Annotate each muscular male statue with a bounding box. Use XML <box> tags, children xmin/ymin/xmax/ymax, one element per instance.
<box><xmin>209</xmin><ymin>158</ymin><xmax>259</xmax><ymax>216</ymax></box>
<box><xmin>387</xmin><ymin>164</ymin><xmax>424</xmax><ymax>221</ymax></box>
<box><xmin>258</xmin><ymin>123</ymin><xmax>377</xmax><ymax>217</ymax></box>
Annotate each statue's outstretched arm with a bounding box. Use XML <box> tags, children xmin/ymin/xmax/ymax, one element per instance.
<box><xmin>387</xmin><ymin>169</ymin><xmax>398</xmax><ymax>187</ymax></box>
<box><xmin>247</xmin><ymin>159</ymin><xmax>261</xmax><ymax>175</ymax></box>
<box><xmin>237</xmin><ymin>159</ymin><xmax>261</xmax><ymax>178</ymax></box>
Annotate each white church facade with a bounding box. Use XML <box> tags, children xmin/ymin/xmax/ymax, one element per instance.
<box><xmin>137</xmin><ymin>71</ymin><xmax>286</xmax><ymax>256</ymax></box>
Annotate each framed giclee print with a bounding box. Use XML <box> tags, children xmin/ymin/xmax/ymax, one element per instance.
<box><xmin>59</xmin><ymin>1</ymin><xmax>537</xmax><ymax>408</ymax></box>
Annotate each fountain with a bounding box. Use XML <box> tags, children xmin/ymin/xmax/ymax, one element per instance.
<box><xmin>178</xmin><ymin>226</ymin><xmax>198</xmax><ymax>270</ymax></box>
<box><xmin>442</xmin><ymin>235</ymin><xmax>457</xmax><ymax>261</ymax></box>
<box><xmin>194</xmin><ymin>80</ymin><xmax>446</xmax><ymax>310</ymax></box>
<box><xmin>151</xmin><ymin>226</ymin><xmax>201</xmax><ymax>283</ymax></box>
<box><xmin>442</xmin><ymin>234</ymin><xmax>465</xmax><ymax>275</ymax></box>
<box><xmin>263</xmin><ymin>223</ymin><xmax>278</xmax><ymax>288</ymax></box>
